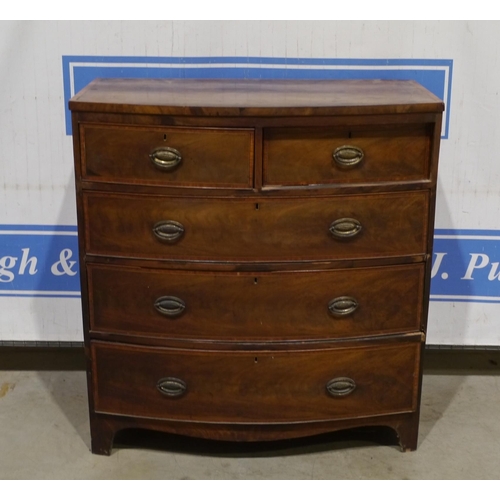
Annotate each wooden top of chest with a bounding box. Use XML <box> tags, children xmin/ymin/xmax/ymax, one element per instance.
<box><xmin>69</xmin><ymin>78</ymin><xmax>444</xmax><ymax>117</ymax></box>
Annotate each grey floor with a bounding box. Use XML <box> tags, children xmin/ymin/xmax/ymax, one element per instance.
<box><xmin>1</xmin><ymin>347</ymin><xmax>499</xmax><ymax>479</ymax></box>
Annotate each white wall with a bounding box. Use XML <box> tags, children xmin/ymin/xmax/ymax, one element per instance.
<box><xmin>1</xmin><ymin>21</ymin><xmax>499</xmax><ymax>345</ymax></box>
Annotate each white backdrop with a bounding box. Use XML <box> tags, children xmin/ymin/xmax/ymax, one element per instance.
<box><xmin>1</xmin><ymin>20</ymin><xmax>499</xmax><ymax>345</ymax></box>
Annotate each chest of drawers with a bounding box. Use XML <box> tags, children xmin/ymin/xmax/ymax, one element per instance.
<box><xmin>69</xmin><ymin>79</ymin><xmax>443</xmax><ymax>455</ymax></box>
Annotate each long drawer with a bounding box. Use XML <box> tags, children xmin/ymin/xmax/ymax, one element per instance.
<box><xmin>91</xmin><ymin>340</ymin><xmax>420</xmax><ymax>423</ymax></box>
<box><xmin>88</xmin><ymin>264</ymin><xmax>424</xmax><ymax>341</ymax></box>
<box><xmin>83</xmin><ymin>191</ymin><xmax>429</xmax><ymax>262</ymax></box>
<box><xmin>263</xmin><ymin>124</ymin><xmax>431</xmax><ymax>186</ymax></box>
<box><xmin>80</xmin><ymin>124</ymin><xmax>254</xmax><ymax>188</ymax></box>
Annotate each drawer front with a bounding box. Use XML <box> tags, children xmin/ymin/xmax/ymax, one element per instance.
<box><xmin>81</xmin><ymin>124</ymin><xmax>254</xmax><ymax>188</ymax></box>
<box><xmin>88</xmin><ymin>264</ymin><xmax>424</xmax><ymax>340</ymax></box>
<box><xmin>84</xmin><ymin>191</ymin><xmax>429</xmax><ymax>261</ymax></box>
<box><xmin>263</xmin><ymin>124</ymin><xmax>431</xmax><ymax>186</ymax></box>
<box><xmin>91</xmin><ymin>340</ymin><xmax>420</xmax><ymax>423</ymax></box>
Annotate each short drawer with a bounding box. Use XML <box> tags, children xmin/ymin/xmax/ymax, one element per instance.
<box><xmin>88</xmin><ymin>264</ymin><xmax>424</xmax><ymax>341</ymax></box>
<box><xmin>263</xmin><ymin>124</ymin><xmax>431</xmax><ymax>186</ymax></box>
<box><xmin>91</xmin><ymin>340</ymin><xmax>420</xmax><ymax>423</ymax></box>
<box><xmin>80</xmin><ymin>124</ymin><xmax>254</xmax><ymax>188</ymax></box>
<box><xmin>83</xmin><ymin>191</ymin><xmax>429</xmax><ymax>262</ymax></box>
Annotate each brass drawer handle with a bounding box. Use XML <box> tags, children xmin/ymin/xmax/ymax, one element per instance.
<box><xmin>153</xmin><ymin>220</ymin><xmax>185</xmax><ymax>243</ymax></box>
<box><xmin>328</xmin><ymin>296</ymin><xmax>358</xmax><ymax>317</ymax></box>
<box><xmin>329</xmin><ymin>218</ymin><xmax>362</xmax><ymax>239</ymax></box>
<box><xmin>333</xmin><ymin>145</ymin><xmax>364</xmax><ymax>168</ymax></box>
<box><xmin>157</xmin><ymin>377</ymin><xmax>187</xmax><ymax>397</ymax></box>
<box><xmin>154</xmin><ymin>296</ymin><xmax>186</xmax><ymax>317</ymax></box>
<box><xmin>149</xmin><ymin>147</ymin><xmax>182</xmax><ymax>171</ymax></box>
<box><xmin>326</xmin><ymin>377</ymin><xmax>356</xmax><ymax>397</ymax></box>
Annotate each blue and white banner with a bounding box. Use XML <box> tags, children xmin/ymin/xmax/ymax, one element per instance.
<box><xmin>0</xmin><ymin>226</ymin><xmax>80</xmax><ymax>298</ymax></box>
<box><xmin>431</xmin><ymin>230</ymin><xmax>500</xmax><ymax>303</ymax></box>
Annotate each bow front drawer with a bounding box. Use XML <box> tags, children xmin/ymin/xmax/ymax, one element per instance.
<box><xmin>263</xmin><ymin>124</ymin><xmax>431</xmax><ymax>187</ymax></box>
<box><xmin>87</xmin><ymin>264</ymin><xmax>424</xmax><ymax>341</ymax></box>
<box><xmin>79</xmin><ymin>124</ymin><xmax>254</xmax><ymax>188</ymax></box>
<box><xmin>91</xmin><ymin>340</ymin><xmax>420</xmax><ymax>423</ymax></box>
<box><xmin>83</xmin><ymin>191</ymin><xmax>429</xmax><ymax>262</ymax></box>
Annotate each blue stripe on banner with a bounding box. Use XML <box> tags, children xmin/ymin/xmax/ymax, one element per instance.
<box><xmin>0</xmin><ymin>225</ymin><xmax>78</xmax><ymax>233</ymax></box>
<box><xmin>62</xmin><ymin>56</ymin><xmax>453</xmax><ymax>138</ymax></box>
<box><xmin>2</xmin><ymin>226</ymin><xmax>499</xmax><ymax>303</ymax></box>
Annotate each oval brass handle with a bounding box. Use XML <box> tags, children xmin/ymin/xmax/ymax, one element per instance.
<box><xmin>157</xmin><ymin>377</ymin><xmax>187</xmax><ymax>397</ymax></box>
<box><xmin>333</xmin><ymin>145</ymin><xmax>364</xmax><ymax>168</ymax></box>
<box><xmin>154</xmin><ymin>296</ymin><xmax>186</xmax><ymax>317</ymax></box>
<box><xmin>149</xmin><ymin>147</ymin><xmax>182</xmax><ymax>171</ymax></box>
<box><xmin>328</xmin><ymin>296</ymin><xmax>358</xmax><ymax>317</ymax></box>
<box><xmin>153</xmin><ymin>220</ymin><xmax>185</xmax><ymax>243</ymax></box>
<box><xmin>329</xmin><ymin>218</ymin><xmax>362</xmax><ymax>239</ymax></box>
<box><xmin>326</xmin><ymin>377</ymin><xmax>356</xmax><ymax>397</ymax></box>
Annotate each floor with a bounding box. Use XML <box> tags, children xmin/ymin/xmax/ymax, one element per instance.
<box><xmin>1</xmin><ymin>347</ymin><xmax>499</xmax><ymax>480</ymax></box>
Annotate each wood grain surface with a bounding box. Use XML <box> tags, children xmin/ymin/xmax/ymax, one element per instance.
<box><xmin>91</xmin><ymin>339</ymin><xmax>420</xmax><ymax>423</ymax></box>
<box><xmin>82</xmin><ymin>124</ymin><xmax>254</xmax><ymax>188</ymax></box>
<box><xmin>70</xmin><ymin>79</ymin><xmax>444</xmax><ymax>116</ymax></box>
<box><xmin>88</xmin><ymin>263</ymin><xmax>424</xmax><ymax>341</ymax></box>
<box><xmin>83</xmin><ymin>191</ymin><xmax>429</xmax><ymax>261</ymax></box>
<box><xmin>264</xmin><ymin>123</ymin><xmax>431</xmax><ymax>185</ymax></box>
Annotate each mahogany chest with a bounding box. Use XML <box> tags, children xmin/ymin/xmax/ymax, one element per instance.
<box><xmin>69</xmin><ymin>79</ymin><xmax>443</xmax><ymax>454</ymax></box>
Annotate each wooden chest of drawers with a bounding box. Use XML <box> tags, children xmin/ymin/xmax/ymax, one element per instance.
<box><xmin>69</xmin><ymin>79</ymin><xmax>443</xmax><ymax>455</ymax></box>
